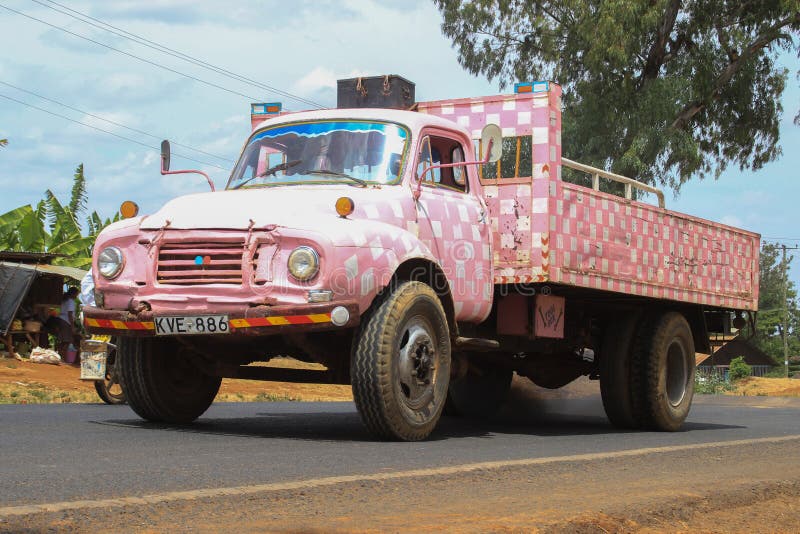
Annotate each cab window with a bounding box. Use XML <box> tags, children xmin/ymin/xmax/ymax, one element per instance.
<box><xmin>416</xmin><ymin>134</ymin><xmax>468</xmax><ymax>193</ymax></box>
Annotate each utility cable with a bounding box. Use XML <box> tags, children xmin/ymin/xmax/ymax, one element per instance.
<box><xmin>0</xmin><ymin>92</ymin><xmax>230</xmax><ymax>171</ymax></box>
<box><xmin>29</xmin><ymin>0</ymin><xmax>324</xmax><ymax>109</ymax></box>
<box><xmin>0</xmin><ymin>80</ymin><xmax>234</xmax><ymax>163</ymax></box>
<box><xmin>0</xmin><ymin>3</ymin><xmax>266</xmax><ymax>104</ymax></box>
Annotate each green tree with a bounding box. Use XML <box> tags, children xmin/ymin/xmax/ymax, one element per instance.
<box><xmin>0</xmin><ymin>164</ymin><xmax>119</xmax><ymax>269</ymax></box>
<box><xmin>434</xmin><ymin>0</ymin><xmax>800</xmax><ymax>190</ymax></box>
<box><xmin>0</xmin><ymin>139</ymin><xmax>7</xmax><ymax>147</ymax></box>
<box><xmin>751</xmin><ymin>243</ymin><xmax>800</xmax><ymax>365</ymax></box>
<box><xmin>728</xmin><ymin>355</ymin><xmax>752</xmax><ymax>381</ymax></box>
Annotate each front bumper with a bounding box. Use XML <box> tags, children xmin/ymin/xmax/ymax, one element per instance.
<box><xmin>83</xmin><ymin>301</ymin><xmax>360</xmax><ymax>337</ymax></box>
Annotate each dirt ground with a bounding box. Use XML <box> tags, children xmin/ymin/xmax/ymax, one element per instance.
<box><xmin>0</xmin><ymin>356</ymin><xmax>352</xmax><ymax>404</ymax></box>
<box><xmin>5</xmin><ymin>436</ymin><xmax>800</xmax><ymax>532</ymax></box>
<box><xmin>729</xmin><ymin>376</ymin><xmax>800</xmax><ymax>397</ymax></box>
<box><xmin>1</xmin><ymin>356</ymin><xmax>798</xmax><ymax>404</ymax></box>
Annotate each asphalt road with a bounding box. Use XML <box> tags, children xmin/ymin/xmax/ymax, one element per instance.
<box><xmin>2</xmin><ymin>393</ymin><xmax>800</xmax><ymax>511</ymax></box>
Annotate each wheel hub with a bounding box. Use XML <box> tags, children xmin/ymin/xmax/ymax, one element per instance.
<box><xmin>411</xmin><ymin>341</ymin><xmax>433</xmax><ymax>384</ymax></box>
<box><xmin>666</xmin><ymin>340</ymin><xmax>688</xmax><ymax>407</ymax></box>
<box><xmin>397</xmin><ymin>320</ymin><xmax>438</xmax><ymax>409</ymax></box>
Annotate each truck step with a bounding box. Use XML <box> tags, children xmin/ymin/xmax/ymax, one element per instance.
<box><xmin>454</xmin><ymin>337</ymin><xmax>500</xmax><ymax>352</ymax></box>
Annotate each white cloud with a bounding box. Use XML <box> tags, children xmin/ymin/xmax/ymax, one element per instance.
<box><xmin>80</xmin><ymin>111</ymin><xmax>140</xmax><ymax>131</ymax></box>
<box><xmin>100</xmin><ymin>73</ymin><xmax>150</xmax><ymax>94</ymax></box>
<box><xmin>142</xmin><ymin>152</ymin><xmax>158</xmax><ymax>168</ymax></box>
<box><xmin>720</xmin><ymin>215</ymin><xmax>744</xmax><ymax>228</ymax></box>
<box><xmin>293</xmin><ymin>67</ymin><xmax>370</xmax><ymax>95</ymax></box>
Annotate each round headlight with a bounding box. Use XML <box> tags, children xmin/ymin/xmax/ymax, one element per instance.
<box><xmin>287</xmin><ymin>246</ymin><xmax>319</xmax><ymax>281</ymax></box>
<box><xmin>98</xmin><ymin>246</ymin><xmax>124</xmax><ymax>279</ymax></box>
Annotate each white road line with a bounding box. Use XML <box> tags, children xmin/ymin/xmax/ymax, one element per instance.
<box><xmin>3</xmin><ymin>434</ymin><xmax>800</xmax><ymax>517</ymax></box>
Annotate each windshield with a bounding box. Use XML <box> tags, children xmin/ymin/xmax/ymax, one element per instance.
<box><xmin>227</xmin><ymin>120</ymin><xmax>409</xmax><ymax>189</ymax></box>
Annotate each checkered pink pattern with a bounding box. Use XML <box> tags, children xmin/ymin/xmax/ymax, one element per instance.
<box><xmin>550</xmin><ymin>184</ymin><xmax>759</xmax><ymax>310</ymax></box>
<box><xmin>418</xmin><ymin>92</ymin><xmax>549</xmax><ymax>139</ymax></box>
<box><xmin>419</xmin><ymin>84</ymin><xmax>758</xmax><ymax>311</ymax></box>
<box><xmin>329</xmin><ymin>188</ymin><xmax>492</xmax><ymax>323</ymax></box>
<box><xmin>420</xmin><ymin>87</ymin><xmax>563</xmax><ymax>287</ymax></box>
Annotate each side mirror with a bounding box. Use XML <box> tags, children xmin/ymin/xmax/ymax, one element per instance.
<box><xmin>481</xmin><ymin>124</ymin><xmax>502</xmax><ymax>163</ymax></box>
<box><xmin>161</xmin><ymin>140</ymin><xmax>171</xmax><ymax>173</ymax></box>
<box><xmin>158</xmin><ymin>138</ymin><xmax>216</xmax><ymax>192</ymax></box>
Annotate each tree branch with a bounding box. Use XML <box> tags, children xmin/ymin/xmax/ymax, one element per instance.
<box><xmin>536</xmin><ymin>2</ymin><xmax>564</xmax><ymax>26</ymax></box>
<box><xmin>671</xmin><ymin>12</ymin><xmax>800</xmax><ymax>130</ymax></box>
<box><xmin>640</xmin><ymin>0</ymin><xmax>682</xmax><ymax>83</ymax></box>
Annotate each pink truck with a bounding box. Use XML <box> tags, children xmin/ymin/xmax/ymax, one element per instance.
<box><xmin>85</xmin><ymin>76</ymin><xmax>759</xmax><ymax>441</ymax></box>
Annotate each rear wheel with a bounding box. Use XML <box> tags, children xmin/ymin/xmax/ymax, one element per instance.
<box><xmin>599</xmin><ymin>315</ymin><xmax>639</xmax><ymax>428</ymax></box>
<box><xmin>446</xmin><ymin>363</ymin><xmax>512</xmax><ymax>418</ymax></box>
<box><xmin>118</xmin><ymin>337</ymin><xmax>221</xmax><ymax>423</ymax></box>
<box><xmin>351</xmin><ymin>281</ymin><xmax>451</xmax><ymax>441</ymax></box>
<box><xmin>640</xmin><ymin>312</ymin><xmax>695</xmax><ymax>431</ymax></box>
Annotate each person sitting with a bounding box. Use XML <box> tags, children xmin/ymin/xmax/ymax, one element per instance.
<box><xmin>44</xmin><ymin>287</ymin><xmax>80</xmax><ymax>362</ymax></box>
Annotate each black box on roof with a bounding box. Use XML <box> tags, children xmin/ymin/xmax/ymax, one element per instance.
<box><xmin>337</xmin><ymin>75</ymin><xmax>415</xmax><ymax>110</ymax></box>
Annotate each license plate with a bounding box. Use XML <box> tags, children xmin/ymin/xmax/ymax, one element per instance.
<box><xmin>154</xmin><ymin>315</ymin><xmax>230</xmax><ymax>336</ymax></box>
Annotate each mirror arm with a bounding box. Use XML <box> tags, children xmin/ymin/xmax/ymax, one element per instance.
<box><xmin>161</xmin><ymin>163</ymin><xmax>216</xmax><ymax>192</ymax></box>
<box><xmin>160</xmin><ymin>140</ymin><xmax>215</xmax><ymax>191</ymax></box>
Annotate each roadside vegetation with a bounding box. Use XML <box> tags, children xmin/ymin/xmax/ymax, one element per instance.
<box><xmin>0</xmin><ymin>358</ymin><xmax>352</xmax><ymax>404</ymax></box>
<box><xmin>0</xmin><ymin>164</ymin><xmax>118</xmax><ymax>269</ymax></box>
<box><xmin>694</xmin><ymin>371</ymin><xmax>732</xmax><ymax>395</ymax></box>
<box><xmin>750</xmin><ymin>244</ymin><xmax>800</xmax><ymax>377</ymax></box>
<box><xmin>0</xmin><ymin>381</ymin><xmax>97</xmax><ymax>404</ymax></box>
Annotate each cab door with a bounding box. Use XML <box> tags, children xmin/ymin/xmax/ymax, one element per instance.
<box><xmin>414</xmin><ymin>130</ymin><xmax>493</xmax><ymax>323</ymax></box>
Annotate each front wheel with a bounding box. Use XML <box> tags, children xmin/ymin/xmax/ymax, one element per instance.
<box><xmin>351</xmin><ymin>281</ymin><xmax>451</xmax><ymax>441</ymax></box>
<box><xmin>118</xmin><ymin>337</ymin><xmax>221</xmax><ymax>423</ymax></box>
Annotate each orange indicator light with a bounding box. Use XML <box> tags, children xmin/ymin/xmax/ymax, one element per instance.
<box><xmin>120</xmin><ymin>200</ymin><xmax>139</xmax><ymax>219</ymax></box>
<box><xmin>335</xmin><ymin>197</ymin><xmax>355</xmax><ymax>217</ymax></box>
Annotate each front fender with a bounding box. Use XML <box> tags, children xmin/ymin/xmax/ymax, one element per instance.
<box><xmin>324</xmin><ymin>220</ymin><xmax>441</xmax><ymax>314</ymax></box>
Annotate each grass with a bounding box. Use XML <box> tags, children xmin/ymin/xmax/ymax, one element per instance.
<box><xmin>0</xmin><ymin>383</ymin><xmax>98</xmax><ymax>404</ymax></box>
<box><xmin>213</xmin><ymin>391</ymin><xmax>301</xmax><ymax>403</ymax></box>
<box><xmin>0</xmin><ymin>379</ymin><xmax>307</xmax><ymax>405</ymax></box>
<box><xmin>694</xmin><ymin>371</ymin><xmax>733</xmax><ymax>395</ymax></box>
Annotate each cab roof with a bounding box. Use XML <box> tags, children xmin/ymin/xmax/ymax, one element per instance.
<box><xmin>251</xmin><ymin>107</ymin><xmax>471</xmax><ymax>140</ymax></box>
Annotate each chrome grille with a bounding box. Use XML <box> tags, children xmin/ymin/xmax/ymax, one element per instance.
<box><xmin>157</xmin><ymin>240</ymin><xmax>244</xmax><ymax>285</ymax></box>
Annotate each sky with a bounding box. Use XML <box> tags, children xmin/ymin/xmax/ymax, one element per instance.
<box><xmin>0</xmin><ymin>0</ymin><xmax>798</xmax><ymax>284</ymax></box>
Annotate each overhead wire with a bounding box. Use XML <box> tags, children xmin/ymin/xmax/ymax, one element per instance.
<box><xmin>0</xmin><ymin>3</ymin><xmax>268</xmax><ymax>104</ymax></box>
<box><xmin>0</xmin><ymin>80</ymin><xmax>234</xmax><ymax>163</ymax></box>
<box><xmin>29</xmin><ymin>0</ymin><xmax>324</xmax><ymax>109</ymax></box>
<box><xmin>0</xmin><ymin>92</ymin><xmax>231</xmax><ymax>171</ymax></box>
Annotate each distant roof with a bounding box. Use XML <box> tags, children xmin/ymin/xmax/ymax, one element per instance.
<box><xmin>0</xmin><ymin>250</ymin><xmax>61</xmax><ymax>263</ymax></box>
<box><xmin>0</xmin><ymin>261</ymin><xmax>86</xmax><ymax>282</ymax></box>
<box><xmin>699</xmin><ymin>338</ymin><xmax>775</xmax><ymax>367</ymax></box>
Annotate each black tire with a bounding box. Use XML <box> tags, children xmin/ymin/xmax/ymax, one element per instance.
<box><xmin>118</xmin><ymin>337</ymin><xmax>221</xmax><ymax>423</ymax></box>
<box><xmin>351</xmin><ymin>281</ymin><xmax>451</xmax><ymax>441</ymax></box>
<box><xmin>599</xmin><ymin>315</ymin><xmax>639</xmax><ymax>428</ymax></box>
<box><xmin>94</xmin><ymin>343</ymin><xmax>126</xmax><ymax>405</ymax></box>
<box><xmin>446</xmin><ymin>364</ymin><xmax>512</xmax><ymax>419</ymax></box>
<box><xmin>632</xmin><ymin>312</ymin><xmax>695</xmax><ymax>431</ymax></box>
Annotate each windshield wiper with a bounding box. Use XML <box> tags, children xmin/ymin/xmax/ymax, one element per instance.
<box><xmin>306</xmin><ymin>170</ymin><xmax>368</xmax><ymax>187</ymax></box>
<box><xmin>231</xmin><ymin>160</ymin><xmax>302</xmax><ymax>190</ymax></box>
